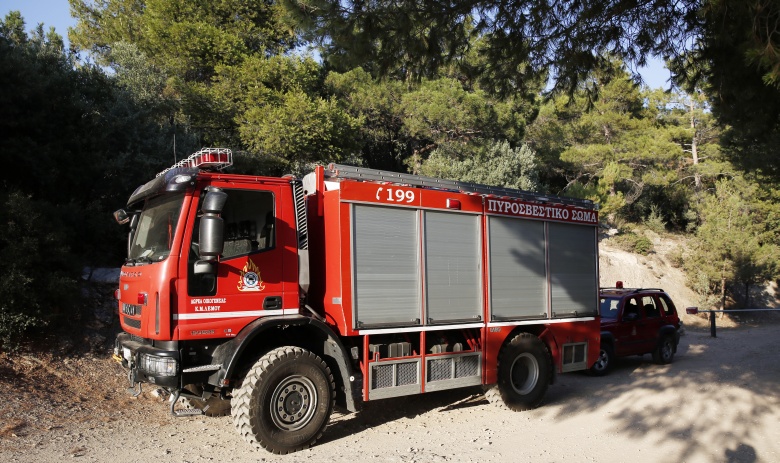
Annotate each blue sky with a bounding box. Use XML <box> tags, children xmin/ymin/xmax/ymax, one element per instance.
<box><xmin>2</xmin><ymin>0</ymin><xmax>672</xmax><ymax>89</ymax></box>
<box><xmin>3</xmin><ymin>0</ymin><xmax>76</xmax><ymax>41</ymax></box>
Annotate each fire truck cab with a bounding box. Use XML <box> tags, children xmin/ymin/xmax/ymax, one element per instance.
<box><xmin>112</xmin><ymin>149</ymin><xmax>601</xmax><ymax>454</ymax></box>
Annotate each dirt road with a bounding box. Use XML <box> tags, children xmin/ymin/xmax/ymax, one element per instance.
<box><xmin>2</xmin><ymin>322</ymin><xmax>779</xmax><ymax>463</ymax></box>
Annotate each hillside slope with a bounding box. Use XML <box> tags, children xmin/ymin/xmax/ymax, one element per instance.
<box><xmin>599</xmin><ymin>232</ymin><xmax>779</xmax><ymax>328</ymax></box>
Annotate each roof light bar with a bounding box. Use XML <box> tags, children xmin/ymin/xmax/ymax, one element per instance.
<box><xmin>156</xmin><ymin>148</ymin><xmax>233</xmax><ymax>177</ymax></box>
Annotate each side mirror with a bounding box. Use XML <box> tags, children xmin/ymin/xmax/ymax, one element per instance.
<box><xmin>113</xmin><ymin>209</ymin><xmax>130</xmax><ymax>225</ymax></box>
<box><xmin>195</xmin><ymin>188</ymin><xmax>227</xmax><ymax>274</ymax></box>
<box><xmin>199</xmin><ymin>214</ymin><xmax>224</xmax><ymax>260</ymax></box>
<box><xmin>193</xmin><ymin>260</ymin><xmax>217</xmax><ymax>275</ymax></box>
<box><xmin>202</xmin><ymin>188</ymin><xmax>228</xmax><ymax>214</ymax></box>
<box><xmin>123</xmin><ymin>212</ymin><xmax>140</xmax><ymax>257</ymax></box>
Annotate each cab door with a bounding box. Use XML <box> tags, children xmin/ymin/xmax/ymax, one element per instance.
<box><xmin>637</xmin><ymin>295</ymin><xmax>664</xmax><ymax>351</ymax></box>
<box><xmin>180</xmin><ymin>185</ymin><xmax>296</xmax><ymax>338</ymax></box>
<box><xmin>614</xmin><ymin>296</ymin><xmax>644</xmax><ymax>356</ymax></box>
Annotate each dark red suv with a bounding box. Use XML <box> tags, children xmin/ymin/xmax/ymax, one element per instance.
<box><xmin>590</xmin><ymin>285</ymin><xmax>682</xmax><ymax>376</ymax></box>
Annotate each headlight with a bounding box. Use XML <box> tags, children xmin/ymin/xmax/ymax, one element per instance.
<box><xmin>139</xmin><ymin>353</ymin><xmax>177</xmax><ymax>376</ymax></box>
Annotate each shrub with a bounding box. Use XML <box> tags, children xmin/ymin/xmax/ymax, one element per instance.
<box><xmin>0</xmin><ymin>191</ymin><xmax>80</xmax><ymax>350</ymax></box>
<box><xmin>669</xmin><ymin>247</ymin><xmax>685</xmax><ymax>268</ymax></box>
<box><xmin>644</xmin><ymin>205</ymin><xmax>667</xmax><ymax>234</ymax></box>
<box><xmin>610</xmin><ymin>232</ymin><xmax>654</xmax><ymax>255</ymax></box>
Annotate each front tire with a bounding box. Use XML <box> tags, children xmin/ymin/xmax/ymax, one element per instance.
<box><xmin>588</xmin><ymin>344</ymin><xmax>613</xmax><ymax>376</ymax></box>
<box><xmin>652</xmin><ymin>335</ymin><xmax>675</xmax><ymax>364</ymax></box>
<box><xmin>231</xmin><ymin>346</ymin><xmax>335</xmax><ymax>454</ymax></box>
<box><xmin>485</xmin><ymin>333</ymin><xmax>551</xmax><ymax>411</ymax></box>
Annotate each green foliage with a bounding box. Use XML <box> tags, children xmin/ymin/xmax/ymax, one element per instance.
<box><xmin>525</xmin><ymin>60</ymin><xmax>731</xmax><ymax>230</ymax></box>
<box><xmin>0</xmin><ymin>192</ymin><xmax>80</xmax><ymax>349</ymax></box>
<box><xmin>401</xmin><ymin>78</ymin><xmax>501</xmax><ymax>143</ymax></box>
<box><xmin>240</xmin><ymin>90</ymin><xmax>362</xmax><ymax>169</ymax></box>
<box><xmin>69</xmin><ymin>0</ymin><xmax>298</xmax><ymax>147</ymax></box>
<box><xmin>285</xmin><ymin>1</ymin><xmax>780</xmax><ymax>183</ymax></box>
<box><xmin>420</xmin><ymin>140</ymin><xmax>540</xmax><ymax>191</ymax></box>
<box><xmin>670</xmin><ymin>1</ymin><xmax>780</xmax><ymax>179</ymax></box>
<box><xmin>0</xmin><ymin>13</ymin><xmax>186</xmax><ymax>347</ymax></box>
<box><xmin>282</xmin><ymin>0</ymin><xmax>692</xmax><ymax>97</ymax></box>
<box><xmin>644</xmin><ymin>205</ymin><xmax>667</xmax><ymax>234</ymax></box>
<box><xmin>684</xmin><ymin>177</ymin><xmax>780</xmax><ymax>307</ymax></box>
<box><xmin>70</xmin><ymin>0</ymin><xmax>295</xmax><ymax>80</ymax></box>
<box><xmin>668</xmin><ymin>247</ymin><xmax>685</xmax><ymax>268</ymax></box>
<box><xmin>324</xmin><ymin>68</ymin><xmax>408</xmax><ymax>170</ymax></box>
<box><xmin>4</xmin><ymin>1</ymin><xmax>779</xmax><ymax>341</ymax></box>
<box><xmin>325</xmin><ymin>69</ymin><xmax>534</xmax><ymax>173</ymax></box>
<box><xmin>610</xmin><ymin>232</ymin><xmax>654</xmax><ymax>256</ymax></box>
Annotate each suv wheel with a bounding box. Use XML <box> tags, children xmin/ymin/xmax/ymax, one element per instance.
<box><xmin>588</xmin><ymin>344</ymin><xmax>613</xmax><ymax>376</ymax></box>
<box><xmin>652</xmin><ymin>335</ymin><xmax>675</xmax><ymax>364</ymax></box>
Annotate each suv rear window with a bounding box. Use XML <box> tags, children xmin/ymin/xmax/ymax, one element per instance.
<box><xmin>658</xmin><ymin>296</ymin><xmax>675</xmax><ymax>316</ymax></box>
<box><xmin>642</xmin><ymin>296</ymin><xmax>660</xmax><ymax>318</ymax></box>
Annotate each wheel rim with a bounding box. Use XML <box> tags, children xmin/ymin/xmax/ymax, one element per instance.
<box><xmin>662</xmin><ymin>339</ymin><xmax>673</xmax><ymax>360</ymax></box>
<box><xmin>594</xmin><ymin>349</ymin><xmax>609</xmax><ymax>370</ymax></box>
<box><xmin>509</xmin><ymin>352</ymin><xmax>540</xmax><ymax>395</ymax></box>
<box><xmin>270</xmin><ymin>375</ymin><xmax>318</xmax><ymax>431</ymax></box>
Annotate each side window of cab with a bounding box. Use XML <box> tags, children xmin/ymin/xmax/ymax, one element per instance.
<box><xmin>219</xmin><ymin>190</ymin><xmax>275</xmax><ymax>259</ymax></box>
<box><xmin>188</xmin><ymin>189</ymin><xmax>275</xmax><ymax>296</ymax></box>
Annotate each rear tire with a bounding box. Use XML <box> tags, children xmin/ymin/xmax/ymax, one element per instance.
<box><xmin>652</xmin><ymin>335</ymin><xmax>675</xmax><ymax>364</ymax></box>
<box><xmin>231</xmin><ymin>346</ymin><xmax>335</xmax><ymax>454</ymax></box>
<box><xmin>484</xmin><ymin>333</ymin><xmax>551</xmax><ymax>411</ymax></box>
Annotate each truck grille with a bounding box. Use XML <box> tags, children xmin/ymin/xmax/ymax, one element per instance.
<box><xmin>427</xmin><ymin>355</ymin><xmax>480</xmax><ymax>382</ymax></box>
<box><xmin>372</xmin><ymin>361</ymin><xmax>418</xmax><ymax>389</ymax></box>
<box><xmin>123</xmin><ymin>316</ymin><xmax>141</xmax><ymax>329</ymax></box>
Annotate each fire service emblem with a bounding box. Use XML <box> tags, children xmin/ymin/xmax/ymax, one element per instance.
<box><xmin>238</xmin><ymin>259</ymin><xmax>265</xmax><ymax>292</ymax></box>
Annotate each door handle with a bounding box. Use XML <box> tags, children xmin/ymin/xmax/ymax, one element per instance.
<box><xmin>263</xmin><ymin>296</ymin><xmax>282</xmax><ymax>310</ymax></box>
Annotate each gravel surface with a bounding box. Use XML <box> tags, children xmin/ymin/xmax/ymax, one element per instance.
<box><xmin>3</xmin><ymin>240</ymin><xmax>778</xmax><ymax>462</ymax></box>
<box><xmin>2</xmin><ymin>323</ymin><xmax>779</xmax><ymax>463</ymax></box>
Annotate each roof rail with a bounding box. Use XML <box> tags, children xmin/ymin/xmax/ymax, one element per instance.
<box><xmin>156</xmin><ymin>148</ymin><xmax>233</xmax><ymax>178</ymax></box>
<box><xmin>325</xmin><ymin>164</ymin><xmax>597</xmax><ymax>210</ymax></box>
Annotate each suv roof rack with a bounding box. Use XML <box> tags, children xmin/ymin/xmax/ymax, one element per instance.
<box><xmin>600</xmin><ymin>287</ymin><xmax>666</xmax><ymax>293</ymax></box>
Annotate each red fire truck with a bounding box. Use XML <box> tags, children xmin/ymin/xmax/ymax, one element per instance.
<box><xmin>112</xmin><ymin>148</ymin><xmax>601</xmax><ymax>454</ymax></box>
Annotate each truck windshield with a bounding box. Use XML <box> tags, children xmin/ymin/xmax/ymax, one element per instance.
<box><xmin>128</xmin><ymin>193</ymin><xmax>185</xmax><ymax>263</ymax></box>
<box><xmin>599</xmin><ymin>297</ymin><xmax>620</xmax><ymax>319</ymax></box>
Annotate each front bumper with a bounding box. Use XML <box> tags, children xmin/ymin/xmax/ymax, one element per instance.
<box><xmin>114</xmin><ymin>332</ymin><xmax>180</xmax><ymax>388</ymax></box>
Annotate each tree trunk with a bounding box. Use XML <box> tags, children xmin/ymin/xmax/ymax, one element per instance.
<box><xmin>690</xmin><ymin>99</ymin><xmax>702</xmax><ymax>190</ymax></box>
<box><xmin>720</xmin><ymin>261</ymin><xmax>727</xmax><ymax>311</ymax></box>
<box><xmin>411</xmin><ymin>151</ymin><xmax>421</xmax><ymax>175</ymax></box>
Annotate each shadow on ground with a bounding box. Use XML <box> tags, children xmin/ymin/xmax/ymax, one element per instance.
<box><xmin>320</xmin><ymin>324</ymin><xmax>780</xmax><ymax>462</ymax></box>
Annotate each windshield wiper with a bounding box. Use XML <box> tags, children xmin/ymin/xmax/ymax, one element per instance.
<box><xmin>125</xmin><ymin>255</ymin><xmax>152</xmax><ymax>265</ymax></box>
